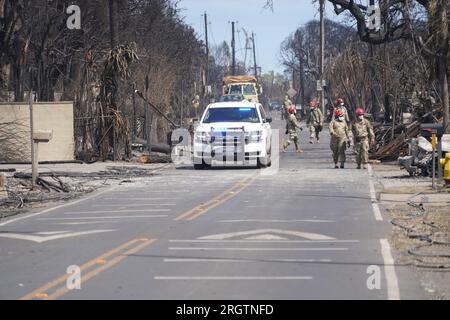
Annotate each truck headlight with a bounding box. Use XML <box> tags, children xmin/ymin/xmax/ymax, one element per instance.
<box><xmin>195</xmin><ymin>132</ymin><xmax>211</xmax><ymax>144</ymax></box>
<box><xmin>246</xmin><ymin>131</ymin><xmax>262</xmax><ymax>143</ymax></box>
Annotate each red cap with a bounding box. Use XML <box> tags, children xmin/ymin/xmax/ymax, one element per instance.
<box><xmin>356</xmin><ymin>108</ymin><xmax>365</xmax><ymax>116</ymax></box>
<box><xmin>334</xmin><ymin>109</ymin><xmax>344</xmax><ymax>118</ymax></box>
<box><xmin>288</xmin><ymin>106</ymin><xmax>296</xmax><ymax>114</ymax></box>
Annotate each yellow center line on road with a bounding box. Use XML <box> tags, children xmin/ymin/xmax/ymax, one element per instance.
<box><xmin>19</xmin><ymin>237</ymin><xmax>156</xmax><ymax>300</ymax></box>
<box><xmin>174</xmin><ymin>174</ymin><xmax>259</xmax><ymax>222</ymax></box>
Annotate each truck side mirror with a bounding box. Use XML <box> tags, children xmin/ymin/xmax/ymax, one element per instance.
<box><xmin>258</xmin><ymin>85</ymin><xmax>263</xmax><ymax>95</ymax></box>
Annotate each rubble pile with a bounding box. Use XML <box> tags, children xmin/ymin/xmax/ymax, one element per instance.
<box><xmin>370</xmin><ymin>113</ymin><xmax>433</xmax><ymax>161</ymax></box>
<box><xmin>0</xmin><ymin>165</ymin><xmax>165</xmax><ymax>218</ymax></box>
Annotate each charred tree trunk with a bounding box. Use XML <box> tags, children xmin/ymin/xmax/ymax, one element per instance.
<box><xmin>429</xmin><ymin>0</ymin><xmax>449</xmax><ymax>132</ymax></box>
<box><xmin>369</xmin><ymin>44</ymin><xmax>379</xmax><ymax>117</ymax></box>
<box><xmin>108</xmin><ymin>0</ymin><xmax>117</xmax><ymax>50</ymax></box>
<box><xmin>438</xmin><ymin>56</ymin><xmax>450</xmax><ymax>132</ymax></box>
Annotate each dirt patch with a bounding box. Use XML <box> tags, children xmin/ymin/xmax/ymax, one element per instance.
<box><xmin>385</xmin><ymin>203</ymin><xmax>450</xmax><ymax>299</ymax></box>
<box><xmin>373</xmin><ymin>162</ymin><xmax>450</xmax><ymax>299</ymax></box>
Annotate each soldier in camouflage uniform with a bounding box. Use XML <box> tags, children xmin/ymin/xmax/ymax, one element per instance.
<box><xmin>282</xmin><ymin>105</ymin><xmax>303</xmax><ymax>153</ymax></box>
<box><xmin>352</xmin><ymin>108</ymin><xmax>375</xmax><ymax>169</ymax></box>
<box><xmin>192</xmin><ymin>95</ymin><xmax>200</xmax><ymax>118</ymax></box>
<box><xmin>332</xmin><ymin>98</ymin><xmax>350</xmax><ymax>124</ymax></box>
<box><xmin>329</xmin><ymin>109</ymin><xmax>350</xmax><ymax>169</ymax></box>
<box><xmin>306</xmin><ymin>99</ymin><xmax>324</xmax><ymax>144</ymax></box>
<box><xmin>281</xmin><ymin>95</ymin><xmax>292</xmax><ymax>120</ymax></box>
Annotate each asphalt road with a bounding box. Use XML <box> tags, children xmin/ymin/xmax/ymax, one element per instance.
<box><xmin>0</xmin><ymin>112</ymin><xmax>426</xmax><ymax>300</ymax></box>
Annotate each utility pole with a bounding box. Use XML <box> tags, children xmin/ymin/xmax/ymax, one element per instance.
<box><xmin>299</xmin><ymin>54</ymin><xmax>305</xmax><ymax>107</ymax></box>
<box><xmin>319</xmin><ymin>0</ymin><xmax>325</xmax><ymax>114</ymax></box>
<box><xmin>145</xmin><ymin>75</ymin><xmax>152</xmax><ymax>154</ymax></box>
<box><xmin>270</xmin><ymin>70</ymin><xmax>274</xmax><ymax>99</ymax></box>
<box><xmin>29</xmin><ymin>89</ymin><xmax>36</xmax><ymax>189</ymax></box>
<box><xmin>231</xmin><ymin>21</ymin><xmax>236</xmax><ymax>76</ymax></box>
<box><xmin>296</xmin><ymin>32</ymin><xmax>306</xmax><ymax>107</ymax></box>
<box><xmin>204</xmin><ymin>12</ymin><xmax>209</xmax><ymax>93</ymax></box>
<box><xmin>369</xmin><ymin>44</ymin><xmax>379</xmax><ymax>117</ymax></box>
<box><xmin>132</xmin><ymin>83</ymin><xmax>137</xmax><ymax>138</ymax></box>
<box><xmin>180</xmin><ymin>80</ymin><xmax>184</xmax><ymax>127</ymax></box>
<box><xmin>252</xmin><ymin>32</ymin><xmax>258</xmax><ymax>78</ymax></box>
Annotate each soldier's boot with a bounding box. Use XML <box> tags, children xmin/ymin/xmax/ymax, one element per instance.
<box><xmin>340</xmin><ymin>162</ymin><xmax>345</xmax><ymax>169</ymax></box>
<box><xmin>357</xmin><ymin>162</ymin><xmax>362</xmax><ymax>169</ymax></box>
<box><xmin>334</xmin><ymin>162</ymin><xmax>339</xmax><ymax>169</ymax></box>
<box><xmin>309</xmin><ymin>139</ymin><xmax>314</xmax><ymax>144</ymax></box>
<box><xmin>363</xmin><ymin>164</ymin><xmax>368</xmax><ymax>169</ymax></box>
<box><xmin>294</xmin><ymin>141</ymin><xmax>302</xmax><ymax>153</ymax></box>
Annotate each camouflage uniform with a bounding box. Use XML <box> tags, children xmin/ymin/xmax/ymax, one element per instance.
<box><xmin>282</xmin><ymin>97</ymin><xmax>292</xmax><ymax>120</ymax></box>
<box><xmin>352</xmin><ymin>117</ymin><xmax>374</xmax><ymax>169</ymax></box>
<box><xmin>283</xmin><ymin>113</ymin><xmax>303</xmax><ymax>152</ymax></box>
<box><xmin>307</xmin><ymin>107</ymin><xmax>324</xmax><ymax>143</ymax></box>
<box><xmin>329</xmin><ymin>119</ymin><xmax>350</xmax><ymax>167</ymax></box>
<box><xmin>332</xmin><ymin>105</ymin><xmax>350</xmax><ymax>124</ymax></box>
<box><xmin>192</xmin><ymin>97</ymin><xmax>200</xmax><ymax>117</ymax></box>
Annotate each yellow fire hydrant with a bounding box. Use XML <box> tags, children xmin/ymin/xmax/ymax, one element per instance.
<box><xmin>440</xmin><ymin>153</ymin><xmax>450</xmax><ymax>185</ymax></box>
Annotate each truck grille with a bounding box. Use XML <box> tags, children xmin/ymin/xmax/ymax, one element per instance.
<box><xmin>210</xmin><ymin>130</ymin><xmax>245</xmax><ymax>163</ymax></box>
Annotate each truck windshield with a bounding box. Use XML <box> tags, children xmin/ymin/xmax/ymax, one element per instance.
<box><xmin>229</xmin><ymin>85</ymin><xmax>242</xmax><ymax>95</ymax></box>
<box><xmin>227</xmin><ymin>84</ymin><xmax>256</xmax><ymax>96</ymax></box>
<box><xmin>243</xmin><ymin>84</ymin><xmax>256</xmax><ymax>95</ymax></box>
<box><xmin>202</xmin><ymin>107</ymin><xmax>260</xmax><ymax>124</ymax></box>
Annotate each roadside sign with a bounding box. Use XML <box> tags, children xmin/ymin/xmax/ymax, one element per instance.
<box><xmin>287</xmin><ymin>88</ymin><xmax>297</xmax><ymax>98</ymax></box>
<box><xmin>316</xmin><ymin>80</ymin><xmax>323</xmax><ymax>91</ymax></box>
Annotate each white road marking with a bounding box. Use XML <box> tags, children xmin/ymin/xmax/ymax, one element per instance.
<box><xmin>34</xmin><ymin>231</ymin><xmax>68</xmax><ymax>235</ymax></box>
<box><xmin>91</xmin><ymin>204</ymin><xmax>176</xmax><ymax>207</ymax></box>
<box><xmin>54</xmin><ymin>222</ymin><xmax>121</xmax><ymax>225</ymax></box>
<box><xmin>169</xmin><ymin>247</ymin><xmax>348</xmax><ymax>251</ymax></box>
<box><xmin>154</xmin><ymin>276</ymin><xmax>313</xmax><ymax>280</ymax></box>
<box><xmin>169</xmin><ymin>239</ymin><xmax>359</xmax><ymax>244</ymax></box>
<box><xmin>0</xmin><ymin>229</ymin><xmax>116</xmax><ymax>243</ymax></box>
<box><xmin>369</xmin><ymin>179</ymin><xmax>383</xmax><ymax>221</ymax></box>
<box><xmin>163</xmin><ymin>258</ymin><xmax>332</xmax><ymax>263</ymax></box>
<box><xmin>218</xmin><ymin>219</ymin><xmax>334</xmax><ymax>223</ymax></box>
<box><xmin>367</xmin><ymin>164</ymin><xmax>374</xmax><ymax>176</ymax></box>
<box><xmin>108</xmin><ymin>190</ymin><xmax>192</xmax><ymax>194</ymax></box>
<box><xmin>198</xmin><ymin>229</ymin><xmax>335</xmax><ymax>241</ymax></box>
<box><xmin>37</xmin><ymin>215</ymin><xmax>168</xmax><ymax>220</ymax></box>
<box><xmin>0</xmin><ymin>186</ymin><xmax>116</xmax><ymax>227</ymax></box>
<box><xmin>244</xmin><ymin>234</ymin><xmax>288</xmax><ymax>240</ymax></box>
<box><xmin>100</xmin><ymin>198</ymin><xmax>180</xmax><ymax>201</ymax></box>
<box><xmin>63</xmin><ymin>209</ymin><xmax>171</xmax><ymax>214</ymax></box>
<box><xmin>380</xmin><ymin>239</ymin><xmax>400</xmax><ymax>300</ymax></box>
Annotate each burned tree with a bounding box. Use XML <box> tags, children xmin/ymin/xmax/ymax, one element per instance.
<box><xmin>327</xmin><ymin>0</ymin><xmax>449</xmax><ymax>131</ymax></box>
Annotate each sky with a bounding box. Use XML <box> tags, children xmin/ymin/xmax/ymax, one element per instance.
<box><xmin>177</xmin><ymin>0</ymin><xmax>345</xmax><ymax>75</ymax></box>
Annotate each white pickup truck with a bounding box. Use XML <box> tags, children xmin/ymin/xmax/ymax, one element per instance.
<box><xmin>193</xmin><ymin>101</ymin><xmax>272</xmax><ymax>169</ymax></box>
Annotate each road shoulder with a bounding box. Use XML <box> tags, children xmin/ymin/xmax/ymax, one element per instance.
<box><xmin>373</xmin><ymin>162</ymin><xmax>450</xmax><ymax>299</ymax></box>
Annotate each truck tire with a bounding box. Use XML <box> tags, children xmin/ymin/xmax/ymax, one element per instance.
<box><xmin>193</xmin><ymin>158</ymin><xmax>210</xmax><ymax>170</ymax></box>
<box><xmin>257</xmin><ymin>143</ymin><xmax>272</xmax><ymax>168</ymax></box>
